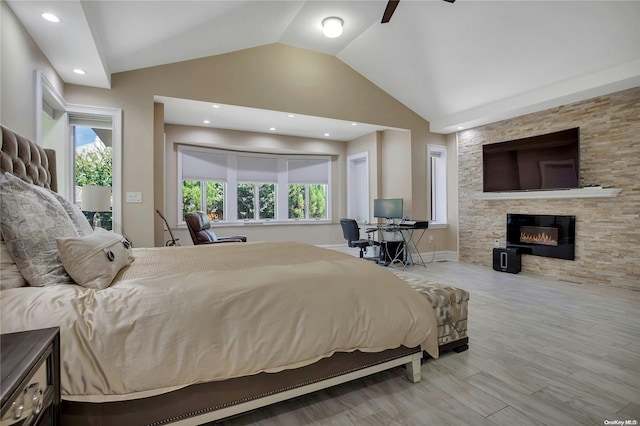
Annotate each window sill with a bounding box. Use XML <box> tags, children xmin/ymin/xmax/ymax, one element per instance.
<box><xmin>428</xmin><ymin>223</ymin><xmax>448</xmax><ymax>229</ymax></box>
<box><xmin>179</xmin><ymin>220</ymin><xmax>332</xmax><ymax>228</ymax></box>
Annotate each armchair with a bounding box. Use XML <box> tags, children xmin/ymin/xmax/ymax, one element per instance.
<box><xmin>185</xmin><ymin>212</ymin><xmax>247</xmax><ymax>245</ymax></box>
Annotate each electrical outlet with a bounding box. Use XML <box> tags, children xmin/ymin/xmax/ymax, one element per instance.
<box><xmin>429</xmin><ymin>235</ymin><xmax>434</xmax><ymax>242</ymax></box>
<box><xmin>494</xmin><ymin>239</ymin><xmax>500</xmax><ymax>247</ymax></box>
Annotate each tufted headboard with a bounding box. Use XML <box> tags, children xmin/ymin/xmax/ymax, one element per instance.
<box><xmin>0</xmin><ymin>125</ymin><xmax>57</xmax><ymax>192</ymax></box>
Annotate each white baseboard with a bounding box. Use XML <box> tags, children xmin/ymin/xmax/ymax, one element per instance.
<box><xmin>320</xmin><ymin>245</ymin><xmax>459</xmax><ymax>264</ymax></box>
<box><xmin>417</xmin><ymin>250</ymin><xmax>459</xmax><ymax>263</ymax></box>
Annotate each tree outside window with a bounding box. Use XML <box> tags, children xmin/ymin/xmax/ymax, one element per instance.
<box><xmin>288</xmin><ymin>184</ymin><xmax>327</xmax><ymax>219</ymax></box>
<box><xmin>238</xmin><ymin>183</ymin><xmax>275</xmax><ymax>220</ymax></box>
<box><xmin>183</xmin><ymin>180</ymin><xmax>224</xmax><ymax>221</ymax></box>
<box><xmin>75</xmin><ymin>129</ymin><xmax>113</xmax><ymax>230</ymax></box>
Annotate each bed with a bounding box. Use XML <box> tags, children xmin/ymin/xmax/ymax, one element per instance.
<box><xmin>0</xmin><ymin>125</ymin><xmax>438</xmax><ymax>425</ymax></box>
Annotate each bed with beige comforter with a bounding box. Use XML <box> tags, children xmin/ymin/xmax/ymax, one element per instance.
<box><xmin>1</xmin><ymin>241</ymin><xmax>438</xmax><ymax>403</ymax></box>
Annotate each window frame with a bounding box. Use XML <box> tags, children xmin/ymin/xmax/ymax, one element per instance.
<box><xmin>427</xmin><ymin>144</ymin><xmax>448</xmax><ymax>226</ymax></box>
<box><xmin>178</xmin><ymin>146</ymin><xmax>331</xmax><ymax>225</ymax></box>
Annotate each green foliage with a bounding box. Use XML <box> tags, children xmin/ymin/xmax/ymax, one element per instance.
<box><xmin>288</xmin><ymin>184</ymin><xmax>305</xmax><ymax>219</ymax></box>
<box><xmin>206</xmin><ymin>181</ymin><xmax>224</xmax><ymax>220</ymax></box>
<box><xmin>258</xmin><ymin>183</ymin><xmax>275</xmax><ymax>219</ymax></box>
<box><xmin>309</xmin><ymin>184</ymin><xmax>326</xmax><ymax>219</ymax></box>
<box><xmin>237</xmin><ymin>183</ymin><xmax>254</xmax><ymax>219</ymax></box>
<box><xmin>75</xmin><ymin>145</ymin><xmax>112</xmax><ymax>187</ymax></box>
<box><xmin>182</xmin><ymin>180</ymin><xmax>201</xmax><ymax>219</ymax></box>
<box><xmin>76</xmin><ymin>144</ymin><xmax>113</xmax><ymax>230</ymax></box>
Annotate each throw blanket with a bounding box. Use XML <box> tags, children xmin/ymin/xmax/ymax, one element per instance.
<box><xmin>1</xmin><ymin>242</ymin><xmax>437</xmax><ymax>402</ymax></box>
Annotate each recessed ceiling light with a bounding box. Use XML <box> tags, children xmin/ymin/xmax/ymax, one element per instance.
<box><xmin>42</xmin><ymin>13</ymin><xmax>60</xmax><ymax>23</ymax></box>
<box><xmin>203</xmin><ymin>120</ymin><xmax>210</xmax><ymax>124</ymax></box>
<box><xmin>351</xmin><ymin>123</ymin><xmax>357</xmax><ymax>126</ymax></box>
<box><xmin>288</xmin><ymin>114</ymin><xmax>295</xmax><ymax>118</ymax></box>
<box><xmin>72</xmin><ymin>69</ymin><xmax>86</xmax><ymax>75</ymax></box>
<box><xmin>270</xmin><ymin>127</ymin><xmax>276</xmax><ymax>131</ymax></box>
<box><xmin>322</xmin><ymin>17</ymin><xmax>343</xmax><ymax>38</ymax></box>
<box><xmin>457</xmin><ymin>126</ymin><xmax>464</xmax><ymax>130</ymax></box>
<box><xmin>324</xmin><ymin>133</ymin><xmax>331</xmax><ymax>137</ymax></box>
<box><xmin>212</xmin><ymin>104</ymin><xmax>220</xmax><ymax>108</ymax></box>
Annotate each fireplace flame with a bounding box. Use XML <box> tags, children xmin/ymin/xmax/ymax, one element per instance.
<box><xmin>520</xmin><ymin>231</ymin><xmax>558</xmax><ymax>246</ymax></box>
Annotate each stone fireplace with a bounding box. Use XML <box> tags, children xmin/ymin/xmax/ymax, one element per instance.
<box><xmin>506</xmin><ymin>214</ymin><xmax>576</xmax><ymax>260</ymax></box>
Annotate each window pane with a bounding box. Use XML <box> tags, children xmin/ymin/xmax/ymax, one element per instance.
<box><xmin>75</xmin><ymin>126</ymin><xmax>113</xmax><ymax>230</ymax></box>
<box><xmin>206</xmin><ymin>181</ymin><xmax>224</xmax><ymax>221</ymax></box>
<box><xmin>258</xmin><ymin>183</ymin><xmax>275</xmax><ymax>220</ymax></box>
<box><xmin>182</xmin><ymin>180</ymin><xmax>201</xmax><ymax>219</ymax></box>
<box><xmin>288</xmin><ymin>184</ymin><xmax>305</xmax><ymax>219</ymax></box>
<box><xmin>309</xmin><ymin>184</ymin><xmax>327</xmax><ymax>219</ymax></box>
<box><xmin>237</xmin><ymin>183</ymin><xmax>255</xmax><ymax>219</ymax></box>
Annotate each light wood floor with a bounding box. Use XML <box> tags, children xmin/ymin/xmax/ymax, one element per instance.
<box><xmin>217</xmin><ymin>249</ymin><xmax>640</xmax><ymax>425</ymax></box>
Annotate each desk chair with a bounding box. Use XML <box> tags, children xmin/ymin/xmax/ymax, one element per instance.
<box><xmin>339</xmin><ymin>218</ymin><xmax>370</xmax><ymax>258</ymax></box>
<box><xmin>185</xmin><ymin>212</ymin><xmax>247</xmax><ymax>245</ymax></box>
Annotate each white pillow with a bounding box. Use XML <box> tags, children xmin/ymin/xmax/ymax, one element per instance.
<box><xmin>0</xmin><ymin>173</ymin><xmax>77</xmax><ymax>286</ymax></box>
<box><xmin>0</xmin><ymin>240</ymin><xmax>27</xmax><ymax>289</ymax></box>
<box><xmin>57</xmin><ymin>228</ymin><xmax>134</xmax><ymax>290</ymax></box>
<box><xmin>50</xmin><ymin>191</ymin><xmax>94</xmax><ymax>237</ymax></box>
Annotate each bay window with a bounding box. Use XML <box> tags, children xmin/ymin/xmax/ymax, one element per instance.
<box><xmin>178</xmin><ymin>146</ymin><xmax>330</xmax><ymax>223</ymax></box>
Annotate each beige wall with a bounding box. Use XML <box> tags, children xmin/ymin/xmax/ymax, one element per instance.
<box><xmin>458</xmin><ymin>87</ymin><xmax>640</xmax><ymax>289</ymax></box>
<box><xmin>64</xmin><ymin>43</ymin><xmax>437</xmax><ymax>247</ymax></box>
<box><xmin>346</xmin><ymin>131</ymin><xmax>380</xmax><ymax>223</ymax></box>
<box><xmin>0</xmin><ymin>1</ymin><xmax>63</xmax><ymax>140</ymax></box>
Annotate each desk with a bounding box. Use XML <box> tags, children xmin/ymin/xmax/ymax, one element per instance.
<box><xmin>365</xmin><ymin>221</ymin><xmax>428</xmax><ymax>268</ymax></box>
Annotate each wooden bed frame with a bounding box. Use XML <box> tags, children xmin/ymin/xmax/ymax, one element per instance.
<box><xmin>1</xmin><ymin>125</ymin><xmax>465</xmax><ymax>425</ymax></box>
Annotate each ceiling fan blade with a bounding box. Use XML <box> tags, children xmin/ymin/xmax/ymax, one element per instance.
<box><xmin>382</xmin><ymin>0</ymin><xmax>454</xmax><ymax>24</ymax></box>
<box><xmin>381</xmin><ymin>0</ymin><xmax>399</xmax><ymax>24</ymax></box>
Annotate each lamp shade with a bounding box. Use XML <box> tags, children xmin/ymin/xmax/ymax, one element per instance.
<box><xmin>81</xmin><ymin>185</ymin><xmax>112</xmax><ymax>212</ymax></box>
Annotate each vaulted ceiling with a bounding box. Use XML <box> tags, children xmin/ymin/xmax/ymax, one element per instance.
<box><xmin>8</xmin><ymin>1</ymin><xmax>640</xmax><ymax>134</ymax></box>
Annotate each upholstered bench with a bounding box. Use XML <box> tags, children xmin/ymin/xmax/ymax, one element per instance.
<box><xmin>393</xmin><ymin>271</ymin><xmax>469</xmax><ymax>356</ymax></box>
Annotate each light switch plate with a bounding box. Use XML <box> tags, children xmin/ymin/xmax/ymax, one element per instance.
<box><xmin>126</xmin><ymin>191</ymin><xmax>142</xmax><ymax>203</ymax></box>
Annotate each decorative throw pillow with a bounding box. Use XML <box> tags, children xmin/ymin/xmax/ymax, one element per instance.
<box><xmin>57</xmin><ymin>228</ymin><xmax>134</xmax><ymax>290</ymax></box>
<box><xmin>28</xmin><ymin>184</ymin><xmax>94</xmax><ymax>237</ymax></box>
<box><xmin>0</xmin><ymin>240</ymin><xmax>27</xmax><ymax>289</ymax></box>
<box><xmin>51</xmin><ymin>192</ymin><xmax>94</xmax><ymax>237</ymax></box>
<box><xmin>0</xmin><ymin>173</ymin><xmax>77</xmax><ymax>286</ymax></box>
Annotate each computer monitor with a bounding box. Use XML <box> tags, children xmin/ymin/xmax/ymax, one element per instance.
<box><xmin>373</xmin><ymin>198</ymin><xmax>403</xmax><ymax>220</ymax></box>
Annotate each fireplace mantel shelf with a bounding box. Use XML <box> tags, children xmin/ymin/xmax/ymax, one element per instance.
<box><xmin>474</xmin><ymin>187</ymin><xmax>622</xmax><ymax>200</ymax></box>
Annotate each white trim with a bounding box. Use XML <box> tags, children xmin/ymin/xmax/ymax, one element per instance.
<box><xmin>473</xmin><ymin>187</ymin><xmax>622</xmax><ymax>200</ymax></box>
<box><xmin>67</xmin><ymin>104</ymin><xmax>123</xmax><ymax>234</ymax></box>
<box><xmin>170</xmin><ymin>352</ymin><xmax>422</xmax><ymax>425</ymax></box>
<box><xmin>35</xmin><ymin>70</ymin><xmax>67</xmax><ymax>146</ymax></box>
<box><xmin>347</xmin><ymin>152</ymin><xmax>370</xmax><ymax>222</ymax></box>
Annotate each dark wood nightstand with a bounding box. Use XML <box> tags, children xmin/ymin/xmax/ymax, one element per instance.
<box><xmin>1</xmin><ymin>328</ymin><xmax>60</xmax><ymax>426</ymax></box>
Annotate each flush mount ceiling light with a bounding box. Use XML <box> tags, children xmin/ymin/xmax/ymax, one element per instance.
<box><xmin>322</xmin><ymin>17</ymin><xmax>343</xmax><ymax>38</ymax></box>
<box><xmin>42</xmin><ymin>13</ymin><xmax>60</xmax><ymax>23</ymax></box>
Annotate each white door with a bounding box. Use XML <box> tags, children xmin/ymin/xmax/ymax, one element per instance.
<box><xmin>347</xmin><ymin>153</ymin><xmax>369</xmax><ymax>222</ymax></box>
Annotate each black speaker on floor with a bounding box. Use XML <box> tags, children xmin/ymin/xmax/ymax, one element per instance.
<box><xmin>493</xmin><ymin>248</ymin><xmax>521</xmax><ymax>274</ymax></box>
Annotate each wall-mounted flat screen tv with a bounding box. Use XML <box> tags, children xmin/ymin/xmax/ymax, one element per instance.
<box><xmin>482</xmin><ymin>128</ymin><xmax>580</xmax><ymax>192</ymax></box>
<box><xmin>373</xmin><ymin>198</ymin><xmax>403</xmax><ymax>219</ymax></box>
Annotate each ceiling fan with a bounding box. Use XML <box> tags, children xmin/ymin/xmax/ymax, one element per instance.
<box><xmin>382</xmin><ymin>0</ymin><xmax>456</xmax><ymax>24</ymax></box>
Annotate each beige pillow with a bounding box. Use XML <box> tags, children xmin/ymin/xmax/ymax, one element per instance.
<box><xmin>0</xmin><ymin>173</ymin><xmax>77</xmax><ymax>286</ymax></box>
<box><xmin>57</xmin><ymin>228</ymin><xmax>134</xmax><ymax>289</ymax></box>
<box><xmin>50</xmin><ymin>191</ymin><xmax>94</xmax><ymax>237</ymax></box>
<box><xmin>0</xmin><ymin>240</ymin><xmax>27</xmax><ymax>289</ymax></box>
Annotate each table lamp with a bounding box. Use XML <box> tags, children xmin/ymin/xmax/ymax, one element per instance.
<box><xmin>81</xmin><ymin>185</ymin><xmax>112</xmax><ymax>229</ymax></box>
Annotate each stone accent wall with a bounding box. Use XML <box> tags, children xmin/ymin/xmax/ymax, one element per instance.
<box><xmin>458</xmin><ymin>87</ymin><xmax>640</xmax><ymax>289</ymax></box>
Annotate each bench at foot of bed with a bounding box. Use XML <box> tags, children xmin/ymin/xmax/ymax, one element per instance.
<box><xmin>392</xmin><ymin>271</ymin><xmax>470</xmax><ymax>358</ymax></box>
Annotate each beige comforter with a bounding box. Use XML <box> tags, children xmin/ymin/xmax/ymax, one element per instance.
<box><xmin>1</xmin><ymin>242</ymin><xmax>437</xmax><ymax>402</ymax></box>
